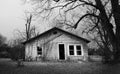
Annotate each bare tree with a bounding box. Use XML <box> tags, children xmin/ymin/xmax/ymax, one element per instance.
<box><xmin>14</xmin><ymin>13</ymin><xmax>39</xmax><ymax>42</ymax></box>
<box><xmin>25</xmin><ymin>13</ymin><xmax>33</xmax><ymax>40</ymax></box>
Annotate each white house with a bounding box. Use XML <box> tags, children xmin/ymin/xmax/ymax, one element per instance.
<box><xmin>23</xmin><ymin>27</ymin><xmax>90</xmax><ymax>61</ymax></box>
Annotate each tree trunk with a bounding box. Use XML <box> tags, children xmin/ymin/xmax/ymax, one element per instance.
<box><xmin>111</xmin><ymin>0</ymin><xmax>120</xmax><ymax>62</ymax></box>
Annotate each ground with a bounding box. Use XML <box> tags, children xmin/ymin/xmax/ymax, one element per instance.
<box><xmin>0</xmin><ymin>58</ymin><xmax>120</xmax><ymax>74</ymax></box>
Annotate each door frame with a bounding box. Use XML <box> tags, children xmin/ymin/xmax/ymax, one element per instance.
<box><xmin>58</xmin><ymin>43</ymin><xmax>66</xmax><ymax>60</ymax></box>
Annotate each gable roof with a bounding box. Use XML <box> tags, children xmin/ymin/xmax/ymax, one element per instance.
<box><xmin>23</xmin><ymin>27</ymin><xmax>90</xmax><ymax>44</ymax></box>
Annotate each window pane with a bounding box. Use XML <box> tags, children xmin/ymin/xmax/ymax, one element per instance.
<box><xmin>76</xmin><ymin>45</ymin><xmax>81</xmax><ymax>50</ymax></box>
<box><xmin>38</xmin><ymin>48</ymin><xmax>42</xmax><ymax>51</ymax></box>
<box><xmin>77</xmin><ymin>51</ymin><xmax>81</xmax><ymax>55</ymax></box>
<box><xmin>69</xmin><ymin>45</ymin><xmax>74</xmax><ymax>55</ymax></box>
<box><xmin>70</xmin><ymin>51</ymin><xmax>74</xmax><ymax>55</ymax></box>
<box><xmin>37</xmin><ymin>47</ymin><xmax>42</xmax><ymax>51</ymax></box>
<box><xmin>69</xmin><ymin>45</ymin><xmax>74</xmax><ymax>50</ymax></box>
<box><xmin>38</xmin><ymin>51</ymin><xmax>42</xmax><ymax>55</ymax></box>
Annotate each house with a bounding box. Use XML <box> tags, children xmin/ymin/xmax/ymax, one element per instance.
<box><xmin>23</xmin><ymin>27</ymin><xmax>90</xmax><ymax>61</ymax></box>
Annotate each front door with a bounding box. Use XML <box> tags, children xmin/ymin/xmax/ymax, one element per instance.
<box><xmin>59</xmin><ymin>44</ymin><xmax>65</xmax><ymax>60</ymax></box>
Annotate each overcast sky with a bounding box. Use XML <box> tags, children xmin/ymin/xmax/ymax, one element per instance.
<box><xmin>0</xmin><ymin>0</ymin><xmax>33</xmax><ymax>40</ymax></box>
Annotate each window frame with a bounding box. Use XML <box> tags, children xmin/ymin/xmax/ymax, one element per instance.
<box><xmin>76</xmin><ymin>45</ymin><xmax>82</xmax><ymax>55</ymax></box>
<box><xmin>68</xmin><ymin>44</ymin><xmax>82</xmax><ymax>56</ymax></box>
<box><xmin>37</xmin><ymin>46</ymin><xmax>43</xmax><ymax>56</ymax></box>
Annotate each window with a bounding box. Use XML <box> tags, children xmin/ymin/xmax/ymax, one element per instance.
<box><xmin>76</xmin><ymin>45</ymin><xmax>81</xmax><ymax>55</ymax></box>
<box><xmin>69</xmin><ymin>45</ymin><xmax>74</xmax><ymax>55</ymax></box>
<box><xmin>37</xmin><ymin>47</ymin><xmax>42</xmax><ymax>55</ymax></box>
<box><xmin>69</xmin><ymin>44</ymin><xmax>82</xmax><ymax>56</ymax></box>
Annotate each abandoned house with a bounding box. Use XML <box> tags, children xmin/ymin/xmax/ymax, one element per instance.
<box><xmin>23</xmin><ymin>27</ymin><xmax>90</xmax><ymax>61</ymax></box>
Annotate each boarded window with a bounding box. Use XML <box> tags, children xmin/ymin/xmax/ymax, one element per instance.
<box><xmin>76</xmin><ymin>45</ymin><xmax>81</xmax><ymax>55</ymax></box>
<box><xmin>69</xmin><ymin>45</ymin><xmax>74</xmax><ymax>55</ymax></box>
<box><xmin>37</xmin><ymin>47</ymin><xmax>42</xmax><ymax>55</ymax></box>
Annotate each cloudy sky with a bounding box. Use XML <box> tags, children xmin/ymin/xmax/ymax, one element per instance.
<box><xmin>0</xmin><ymin>0</ymin><xmax>33</xmax><ymax>40</ymax></box>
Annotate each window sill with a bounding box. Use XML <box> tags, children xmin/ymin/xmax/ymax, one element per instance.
<box><xmin>69</xmin><ymin>55</ymin><xmax>83</xmax><ymax>56</ymax></box>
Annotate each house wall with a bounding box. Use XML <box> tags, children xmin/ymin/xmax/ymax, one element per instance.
<box><xmin>49</xmin><ymin>33</ymin><xmax>88</xmax><ymax>61</ymax></box>
<box><xmin>25</xmin><ymin>29</ymin><xmax>88</xmax><ymax>61</ymax></box>
<box><xmin>25</xmin><ymin>29</ymin><xmax>62</xmax><ymax>61</ymax></box>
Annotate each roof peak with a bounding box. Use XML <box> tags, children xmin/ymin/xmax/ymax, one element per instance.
<box><xmin>23</xmin><ymin>27</ymin><xmax>90</xmax><ymax>44</ymax></box>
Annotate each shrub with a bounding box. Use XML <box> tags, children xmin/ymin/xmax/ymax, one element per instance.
<box><xmin>88</xmin><ymin>48</ymin><xmax>104</xmax><ymax>56</ymax></box>
<box><xmin>9</xmin><ymin>45</ymin><xmax>25</xmax><ymax>61</ymax></box>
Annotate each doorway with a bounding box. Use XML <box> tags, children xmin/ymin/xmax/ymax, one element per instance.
<box><xmin>59</xmin><ymin>44</ymin><xmax>65</xmax><ymax>60</ymax></box>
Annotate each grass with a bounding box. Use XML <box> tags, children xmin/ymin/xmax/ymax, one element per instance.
<box><xmin>0</xmin><ymin>58</ymin><xmax>120</xmax><ymax>74</ymax></box>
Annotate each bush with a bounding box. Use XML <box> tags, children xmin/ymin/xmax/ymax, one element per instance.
<box><xmin>0</xmin><ymin>44</ymin><xmax>11</xmax><ymax>58</ymax></box>
<box><xmin>88</xmin><ymin>48</ymin><xmax>95</xmax><ymax>55</ymax></box>
<box><xmin>9</xmin><ymin>45</ymin><xmax>25</xmax><ymax>61</ymax></box>
<box><xmin>88</xmin><ymin>48</ymin><xmax>104</xmax><ymax>56</ymax></box>
<box><xmin>0</xmin><ymin>51</ymin><xmax>10</xmax><ymax>58</ymax></box>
